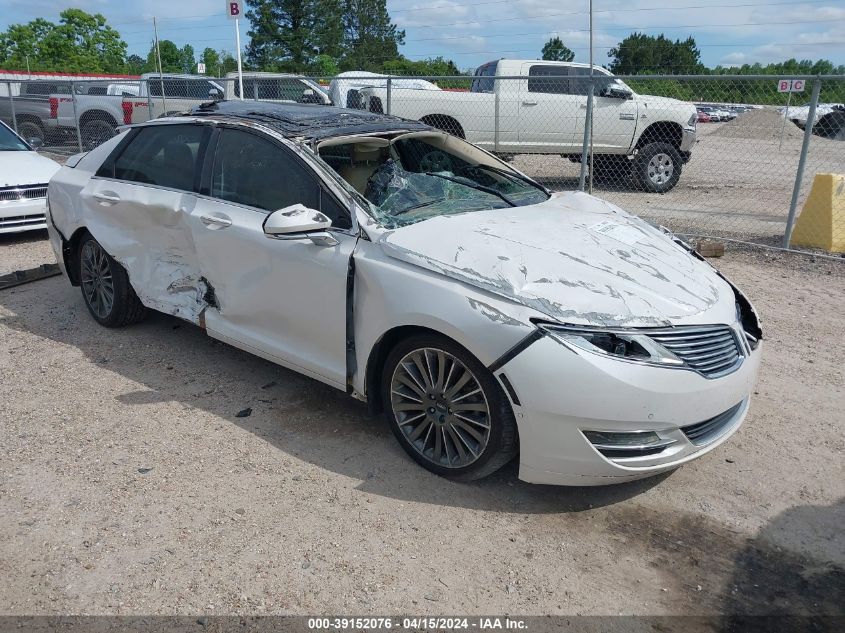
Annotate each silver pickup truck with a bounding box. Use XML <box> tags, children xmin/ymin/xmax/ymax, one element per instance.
<box><xmin>0</xmin><ymin>81</ymin><xmax>76</xmax><ymax>145</ymax></box>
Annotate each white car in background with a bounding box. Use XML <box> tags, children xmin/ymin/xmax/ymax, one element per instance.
<box><xmin>0</xmin><ymin>121</ymin><xmax>61</xmax><ymax>233</ymax></box>
<box><xmin>46</xmin><ymin>102</ymin><xmax>762</xmax><ymax>486</ymax></box>
<box><xmin>329</xmin><ymin>71</ymin><xmax>441</xmax><ymax>108</ymax></box>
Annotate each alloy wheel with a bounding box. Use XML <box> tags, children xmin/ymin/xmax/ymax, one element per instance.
<box><xmin>390</xmin><ymin>347</ymin><xmax>491</xmax><ymax>468</ymax></box>
<box><xmin>80</xmin><ymin>240</ymin><xmax>114</xmax><ymax>319</ymax></box>
<box><xmin>647</xmin><ymin>153</ymin><xmax>674</xmax><ymax>186</ymax></box>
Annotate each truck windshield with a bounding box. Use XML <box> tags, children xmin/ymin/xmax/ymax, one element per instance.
<box><xmin>319</xmin><ymin>133</ymin><xmax>549</xmax><ymax>228</ymax></box>
<box><xmin>0</xmin><ymin>124</ymin><xmax>28</xmax><ymax>151</ymax></box>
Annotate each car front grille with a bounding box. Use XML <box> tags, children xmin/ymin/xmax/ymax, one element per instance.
<box><xmin>648</xmin><ymin>325</ymin><xmax>743</xmax><ymax>377</ymax></box>
<box><xmin>0</xmin><ymin>184</ymin><xmax>48</xmax><ymax>202</ymax></box>
<box><xmin>681</xmin><ymin>401</ymin><xmax>744</xmax><ymax>445</ymax></box>
<box><xmin>0</xmin><ymin>213</ymin><xmax>47</xmax><ymax>230</ymax></box>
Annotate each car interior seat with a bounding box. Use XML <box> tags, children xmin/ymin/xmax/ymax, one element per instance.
<box><xmin>339</xmin><ymin>143</ymin><xmax>386</xmax><ymax>194</ymax></box>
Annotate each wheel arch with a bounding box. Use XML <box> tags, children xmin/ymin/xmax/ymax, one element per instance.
<box><xmin>79</xmin><ymin>109</ymin><xmax>118</xmax><ymax>127</ymax></box>
<box><xmin>61</xmin><ymin>226</ymin><xmax>92</xmax><ymax>286</ymax></box>
<box><xmin>419</xmin><ymin>114</ymin><xmax>466</xmax><ymax>139</ymax></box>
<box><xmin>635</xmin><ymin>120</ymin><xmax>683</xmax><ymax>150</ymax></box>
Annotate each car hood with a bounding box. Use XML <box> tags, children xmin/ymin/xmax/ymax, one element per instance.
<box><xmin>0</xmin><ymin>151</ymin><xmax>61</xmax><ymax>187</ymax></box>
<box><xmin>378</xmin><ymin>191</ymin><xmax>734</xmax><ymax>327</ymax></box>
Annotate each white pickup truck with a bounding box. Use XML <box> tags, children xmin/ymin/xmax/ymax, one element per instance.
<box><xmin>356</xmin><ymin>59</ymin><xmax>698</xmax><ymax>192</ymax></box>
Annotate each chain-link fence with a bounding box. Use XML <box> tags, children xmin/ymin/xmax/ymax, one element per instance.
<box><xmin>2</xmin><ymin>72</ymin><xmax>843</xmax><ymax>254</ymax></box>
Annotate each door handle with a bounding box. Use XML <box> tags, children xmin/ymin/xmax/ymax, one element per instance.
<box><xmin>579</xmin><ymin>104</ymin><xmax>588</xmax><ymax>109</ymax></box>
<box><xmin>94</xmin><ymin>191</ymin><xmax>120</xmax><ymax>203</ymax></box>
<box><xmin>522</xmin><ymin>100</ymin><xmax>538</xmax><ymax>106</ymax></box>
<box><xmin>200</xmin><ymin>214</ymin><xmax>232</xmax><ymax>229</ymax></box>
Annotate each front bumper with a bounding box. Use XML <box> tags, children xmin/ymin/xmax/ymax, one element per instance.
<box><xmin>0</xmin><ymin>198</ymin><xmax>47</xmax><ymax>234</ymax></box>
<box><xmin>499</xmin><ymin>329</ymin><xmax>762</xmax><ymax>486</ymax></box>
<box><xmin>680</xmin><ymin>126</ymin><xmax>696</xmax><ymax>153</ymax></box>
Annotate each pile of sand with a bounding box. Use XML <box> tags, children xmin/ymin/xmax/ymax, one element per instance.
<box><xmin>709</xmin><ymin>107</ymin><xmax>805</xmax><ymax>141</ymax></box>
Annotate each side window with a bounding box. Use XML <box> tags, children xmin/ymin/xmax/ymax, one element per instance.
<box><xmin>211</xmin><ymin>129</ymin><xmax>350</xmax><ymax>229</ymax></box>
<box><xmin>527</xmin><ymin>65</ymin><xmax>570</xmax><ymax>95</ymax></box>
<box><xmin>112</xmin><ymin>124</ymin><xmax>206</xmax><ymax>191</ymax></box>
<box><xmin>569</xmin><ymin>68</ymin><xmax>591</xmax><ymax>97</ymax></box>
<box><xmin>471</xmin><ymin>62</ymin><xmax>497</xmax><ymax>93</ymax></box>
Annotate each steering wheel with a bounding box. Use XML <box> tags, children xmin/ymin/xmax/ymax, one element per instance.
<box><xmin>418</xmin><ymin>150</ymin><xmax>454</xmax><ymax>173</ymax></box>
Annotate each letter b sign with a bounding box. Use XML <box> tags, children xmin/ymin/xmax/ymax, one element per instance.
<box><xmin>227</xmin><ymin>1</ymin><xmax>241</xmax><ymax>19</ymax></box>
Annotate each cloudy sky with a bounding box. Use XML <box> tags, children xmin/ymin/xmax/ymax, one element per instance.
<box><xmin>2</xmin><ymin>0</ymin><xmax>844</xmax><ymax>71</ymax></box>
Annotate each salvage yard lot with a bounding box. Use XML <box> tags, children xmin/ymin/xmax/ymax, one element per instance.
<box><xmin>0</xmin><ymin>244</ymin><xmax>843</xmax><ymax>614</ymax></box>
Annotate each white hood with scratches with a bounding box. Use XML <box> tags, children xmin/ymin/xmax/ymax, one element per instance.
<box><xmin>378</xmin><ymin>191</ymin><xmax>734</xmax><ymax>327</ymax></box>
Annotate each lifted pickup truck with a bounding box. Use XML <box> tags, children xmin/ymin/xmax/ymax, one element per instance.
<box><xmin>356</xmin><ymin>59</ymin><xmax>698</xmax><ymax>192</ymax></box>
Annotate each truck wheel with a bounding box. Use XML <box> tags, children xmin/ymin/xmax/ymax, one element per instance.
<box><xmin>17</xmin><ymin>121</ymin><xmax>45</xmax><ymax>146</ymax></box>
<box><xmin>81</xmin><ymin>120</ymin><xmax>117</xmax><ymax>150</ymax></box>
<box><xmin>635</xmin><ymin>143</ymin><xmax>682</xmax><ymax>193</ymax></box>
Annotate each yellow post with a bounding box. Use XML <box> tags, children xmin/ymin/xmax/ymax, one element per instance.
<box><xmin>790</xmin><ymin>173</ymin><xmax>845</xmax><ymax>253</ymax></box>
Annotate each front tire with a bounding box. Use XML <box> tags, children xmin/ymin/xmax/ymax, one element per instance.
<box><xmin>78</xmin><ymin>234</ymin><xmax>147</xmax><ymax>327</ymax></box>
<box><xmin>635</xmin><ymin>142</ymin><xmax>682</xmax><ymax>193</ymax></box>
<box><xmin>382</xmin><ymin>333</ymin><xmax>518</xmax><ymax>481</ymax></box>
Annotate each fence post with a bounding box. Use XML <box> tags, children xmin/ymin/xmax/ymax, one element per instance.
<box><xmin>146</xmin><ymin>79</ymin><xmax>153</xmax><ymax>120</ymax></box>
<box><xmin>70</xmin><ymin>81</ymin><xmax>83</xmax><ymax>152</ymax></box>
<box><xmin>783</xmin><ymin>77</ymin><xmax>821</xmax><ymax>248</ymax></box>
<box><xmin>577</xmin><ymin>81</ymin><xmax>594</xmax><ymax>192</ymax></box>
<box><xmin>7</xmin><ymin>82</ymin><xmax>17</xmax><ymax>134</ymax></box>
<box><xmin>494</xmin><ymin>79</ymin><xmax>500</xmax><ymax>154</ymax></box>
<box><xmin>386</xmin><ymin>77</ymin><xmax>392</xmax><ymax>115</ymax></box>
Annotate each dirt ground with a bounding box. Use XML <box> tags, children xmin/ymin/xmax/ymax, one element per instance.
<box><xmin>0</xmin><ymin>229</ymin><xmax>843</xmax><ymax>616</ymax></box>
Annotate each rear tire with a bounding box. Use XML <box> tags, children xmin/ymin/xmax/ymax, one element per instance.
<box><xmin>17</xmin><ymin>120</ymin><xmax>44</xmax><ymax>146</ymax></box>
<box><xmin>78</xmin><ymin>233</ymin><xmax>147</xmax><ymax>328</ymax></box>
<box><xmin>634</xmin><ymin>142</ymin><xmax>682</xmax><ymax>193</ymax></box>
<box><xmin>81</xmin><ymin>119</ymin><xmax>117</xmax><ymax>150</ymax></box>
<box><xmin>381</xmin><ymin>333</ymin><xmax>518</xmax><ymax>481</ymax></box>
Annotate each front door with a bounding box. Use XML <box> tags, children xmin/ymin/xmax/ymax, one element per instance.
<box><xmin>187</xmin><ymin>127</ymin><xmax>356</xmax><ymax>388</ymax></box>
<box><xmin>517</xmin><ymin>63</ymin><xmax>580</xmax><ymax>152</ymax></box>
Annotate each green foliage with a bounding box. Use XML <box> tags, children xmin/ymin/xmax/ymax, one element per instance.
<box><xmin>608</xmin><ymin>33</ymin><xmax>704</xmax><ymax>75</ymax></box>
<box><xmin>0</xmin><ymin>9</ymin><xmax>127</xmax><ymax>73</ymax></box>
<box><xmin>339</xmin><ymin>0</ymin><xmax>405</xmax><ymax>72</ymax></box>
<box><xmin>542</xmin><ymin>37</ymin><xmax>574</xmax><ymax>63</ymax></box>
<box><xmin>201</xmin><ymin>48</ymin><xmax>220</xmax><ymax>75</ymax></box>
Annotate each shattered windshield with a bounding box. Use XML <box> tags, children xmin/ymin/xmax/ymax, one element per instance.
<box><xmin>318</xmin><ymin>133</ymin><xmax>549</xmax><ymax>227</ymax></box>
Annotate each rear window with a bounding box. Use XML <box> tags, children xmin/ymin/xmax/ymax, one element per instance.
<box><xmin>471</xmin><ymin>62</ymin><xmax>498</xmax><ymax>93</ymax></box>
<box><xmin>110</xmin><ymin>124</ymin><xmax>207</xmax><ymax>191</ymax></box>
<box><xmin>148</xmin><ymin>79</ymin><xmax>217</xmax><ymax>99</ymax></box>
<box><xmin>20</xmin><ymin>83</ymin><xmax>71</xmax><ymax>96</ymax></box>
<box><xmin>234</xmin><ymin>78</ymin><xmax>320</xmax><ymax>102</ymax></box>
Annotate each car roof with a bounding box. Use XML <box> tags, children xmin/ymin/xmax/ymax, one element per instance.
<box><xmin>185</xmin><ymin>99</ymin><xmax>432</xmax><ymax>140</ymax></box>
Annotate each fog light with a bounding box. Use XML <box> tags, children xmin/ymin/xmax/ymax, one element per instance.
<box><xmin>583</xmin><ymin>430</ymin><xmax>676</xmax><ymax>460</ymax></box>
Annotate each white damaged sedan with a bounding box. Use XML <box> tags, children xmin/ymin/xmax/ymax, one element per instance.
<box><xmin>46</xmin><ymin>101</ymin><xmax>762</xmax><ymax>486</ymax></box>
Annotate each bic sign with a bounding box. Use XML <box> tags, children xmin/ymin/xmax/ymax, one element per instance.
<box><xmin>778</xmin><ymin>79</ymin><xmax>806</xmax><ymax>93</ymax></box>
<box><xmin>226</xmin><ymin>1</ymin><xmax>242</xmax><ymax>19</ymax></box>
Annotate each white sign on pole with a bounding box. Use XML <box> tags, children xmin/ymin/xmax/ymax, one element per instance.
<box><xmin>226</xmin><ymin>1</ymin><xmax>242</xmax><ymax>19</ymax></box>
<box><xmin>197</xmin><ymin>62</ymin><xmax>206</xmax><ymax>74</ymax></box>
<box><xmin>778</xmin><ymin>79</ymin><xmax>806</xmax><ymax>93</ymax></box>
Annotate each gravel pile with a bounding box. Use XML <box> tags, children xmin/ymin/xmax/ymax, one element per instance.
<box><xmin>710</xmin><ymin>108</ymin><xmax>805</xmax><ymax>141</ymax></box>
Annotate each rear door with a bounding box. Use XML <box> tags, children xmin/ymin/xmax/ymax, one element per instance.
<box><xmin>187</xmin><ymin>127</ymin><xmax>357</xmax><ymax>388</ymax></box>
<box><xmin>517</xmin><ymin>63</ymin><xmax>579</xmax><ymax>151</ymax></box>
<box><xmin>81</xmin><ymin>122</ymin><xmax>211</xmax><ymax>321</ymax></box>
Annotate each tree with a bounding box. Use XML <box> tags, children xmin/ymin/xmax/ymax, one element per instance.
<box><xmin>0</xmin><ymin>9</ymin><xmax>127</xmax><ymax>73</ymax></box>
<box><xmin>542</xmin><ymin>37</ymin><xmax>574</xmax><ymax>63</ymax></box>
<box><xmin>244</xmin><ymin>0</ymin><xmax>320</xmax><ymax>72</ymax></box>
<box><xmin>125</xmin><ymin>54</ymin><xmax>145</xmax><ymax>74</ymax></box>
<box><xmin>201</xmin><ymin>48</ymin><xmax>220</xmax><ymax>75</ymax></box>
<box><xmin>179</xmin><ymin>44</ymin><xmax>196</xmax><ymax>74</ymax></box>
<box><xmin>608</xmin><ymin>33</ymin><xmax>703</xmax><ymax>75</ymax></box>
<box><xmin>145</xmin><ymin>39</ymin><xmax>183</xmax><ymax>73</ymax></box>
<box><xmin>381</xmin><ymin>56</ymin><xmax>461</xmax><ymax>77</ymax></box>
<box><xmin>339</xmin><ymin>0</ymin><xmax>405</xmax><ymax>71</ymax></box>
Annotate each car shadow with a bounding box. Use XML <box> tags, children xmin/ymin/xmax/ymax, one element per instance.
<box><xmin>1</xmin><ymin>276</ymin><xmax>669</xmax><ymax>514</ymax></box>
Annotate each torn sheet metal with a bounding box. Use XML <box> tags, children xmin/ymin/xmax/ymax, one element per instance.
<box><xmin>378</xmin><ymin>191</ymin><xmax>734</xmax><ymax>328</ymax></box>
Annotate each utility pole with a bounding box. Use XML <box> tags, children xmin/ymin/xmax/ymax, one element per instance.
<box><xmin>153</xmin><ymin>17</ymin><xmax>166</xmax><ymax>112</ymax></box>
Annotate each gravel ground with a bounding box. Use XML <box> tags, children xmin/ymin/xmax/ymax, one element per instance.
<box><xmin>0</xmin><ymin>246</ymin><xmax>843</xmax><ymax>616</ymax></box>
<box><xmin>0</xmin><ymin>230</ymin><xmax>55</xmax><ymax>276</ymax></box>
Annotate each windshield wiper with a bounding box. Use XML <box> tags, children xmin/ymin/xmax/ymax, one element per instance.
<box><xmin>470</xmin><ymin>163</ymin><xmax>546</xmax><ymax>192</ymax></box>
<box><xmin>424</xmin><ymin>172</ymin><xmax>516</xmax><ymax>207</ymax></box>
<box><xmin>392</xmin><ymin>198</ymin><xmax>445</xmax><ymax>216</ymax></box>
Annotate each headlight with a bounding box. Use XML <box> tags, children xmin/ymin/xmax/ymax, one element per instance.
<box><xmin>537</xmin><ymin>323</ymin><xmax>684</xmax><ymax>366</ymax></box>
<box><xmin>687</xmin><ymin>113</ymin><xmax>697</xmax><ymax>127</ymax></box>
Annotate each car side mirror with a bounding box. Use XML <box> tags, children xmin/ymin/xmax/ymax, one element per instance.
<box><xmin>209</xmin><ymin>88</ymin><xmax>223</xmax><ymax>102</ymax></box>
<box><xmin>600</xmin><ymin>85</ymin><xmax>632</xmax><ymax>100</ymax></box>
<box><xmin>28</xmin><ymin>137</ymin><xmax>44</xmax><ymax>150</ymax></box>
<box><xmin>263</xmin><ymin>204</ymin><xmax>336</xmax><ymax>245</ymax></box>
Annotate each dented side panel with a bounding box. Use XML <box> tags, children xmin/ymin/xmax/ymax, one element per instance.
<box><xmin>350</xmin><ymin>240</ymin><xmax>539</xmax><ymax>397</ymax></box>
